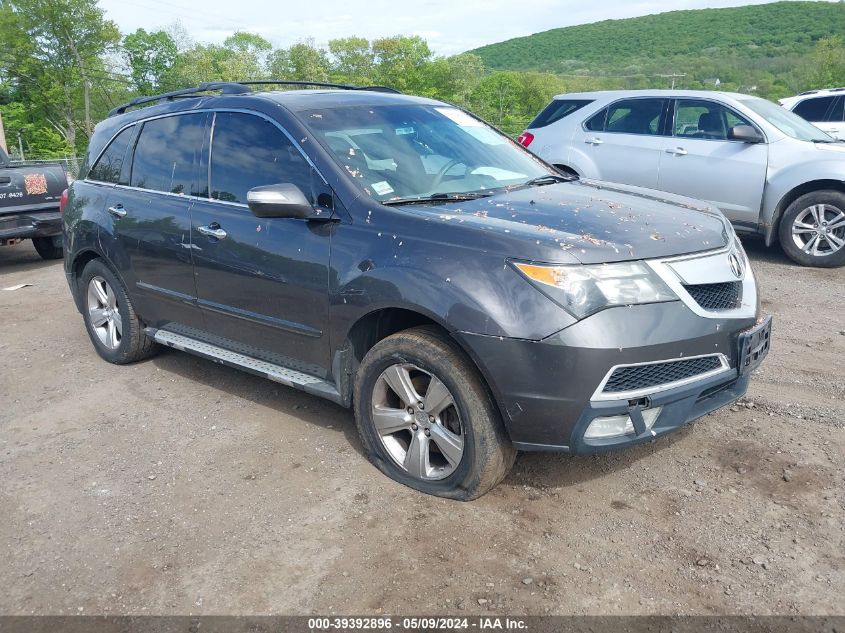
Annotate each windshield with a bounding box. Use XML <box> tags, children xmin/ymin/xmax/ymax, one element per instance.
<box><xmin>301</xmin><ymin>104</ymin><xmax>552</xmax><ymax>202</ymax></box>
<box><xmin>739</xmin><ymin>97</ymin><xmax>835</xmax><ymax>142</ymax></box>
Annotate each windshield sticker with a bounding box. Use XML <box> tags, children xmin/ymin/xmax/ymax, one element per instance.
<box><xmin>371</xmin><ymin>181</ymin><xmax>394</xmax><ymax>196</ymax></box>
<box><xmin>395</xmin><ymin>126</ymin><xmax>414</xmax><ymax>135</ymax></box>
<box><xmin>434</xmin><ymin>107</ymin><xmax>484</xmax><ymax>127</ymax></box>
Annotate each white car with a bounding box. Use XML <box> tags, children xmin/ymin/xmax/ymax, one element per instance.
<box><xmin>518</xmin><ymin>90</ymin><xmax>845</xmax><ymax>267</ymax></box>
<box><xmin>780</xmin><ymin>88</ymin><xmax>845</xmax><ymax>140</ymax></box>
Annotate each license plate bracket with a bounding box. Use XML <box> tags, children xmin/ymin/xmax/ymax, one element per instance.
<box><xmin>737</xmin><ymin>316</ymin><xmax>772</xmax><ymax>376</ymax></box>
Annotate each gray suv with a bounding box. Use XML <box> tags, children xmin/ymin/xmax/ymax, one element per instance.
<box><xmin>64</xmin><ymin>81</ymin><xmax>771</xmax><ymax>499</ymax></box>
<box><xmin>520</xmin><ymin>90</ymin><xmax>845</xmax><ymax>267</ymax></box>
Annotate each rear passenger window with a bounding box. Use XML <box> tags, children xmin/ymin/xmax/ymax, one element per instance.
<box><xmin>604</xmin><ymin>99</ymin><xmax>666</xmax><ymax>135</ymax></box>
<box><xmin>89</xmin><ymin>125</ymin><xmax>135</xmax><ymax>184</ymax></box>
<box><xmin>793</xmin><ymin>96</ymin><xmax>836</xmax><ymax>122</ymax></box>
<box><xmin>130</xmin><ymin>114</ymin><xmax>205</xmax><ymax>194</ymax></box>
<box><xmin>209</xmin><ymin>112</ymin><xmax>312</xmax><ymax>204</ymax></box>
<box><xmin>529</xmin><ymin>99</ymin><xmax>593</xmax><ymax>129</ymax></box>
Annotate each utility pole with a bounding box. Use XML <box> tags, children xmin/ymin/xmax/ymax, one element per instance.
<box><xmin>17</xmin><ymin>132</ymin><xmax>24</xmax><ymax>161</ymax></box>
<box><xmin>0</xmin><ymin>110</ymin><xmax>7</xmax><ymax>154</ymax></box>
<box><xmin>657</xmin><ymin>73</ymin><xmax>687</xmax><ymax>89</ymax></box>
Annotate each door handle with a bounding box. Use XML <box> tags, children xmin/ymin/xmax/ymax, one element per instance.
<box><xmin>665</xmin><ymin>147</ymin><xmax>688</xmax><ymax>156</ymax></box>
<box><xmin>585</xmin><ymin>137</ymin><xmax>603</xmax><ymax>145</ymax></box>
<box><xmin>107</xmin><ymin>204</ymin><xmax>127</xmax><ymax>217</ymax></box>
<box><xmin>197</xmin><ymin>224</ymin><xmax>227</xmax><ymax>240</ymax></box>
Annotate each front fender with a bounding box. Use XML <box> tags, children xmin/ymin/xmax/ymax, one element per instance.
<box><xmin>762</xmin><ymin>157</ymin><xmax>845</xmax><ymax>244</ymax></box>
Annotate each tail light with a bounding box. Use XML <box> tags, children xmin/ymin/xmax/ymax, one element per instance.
<box><xmin>517</xmin><ymin>131</ymin><xmax>534</xmax><ymax>147</ymax></box>
<box><xmin>59</xmin><ymin>189</ymin><xmax>68</xmax><ymax>214</ymax></box>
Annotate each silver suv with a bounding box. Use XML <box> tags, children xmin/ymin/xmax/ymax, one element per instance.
<box><xmin>519</xmin><ymin>90</ymin><xmax>845</xmax><ymax>267</ymax></box>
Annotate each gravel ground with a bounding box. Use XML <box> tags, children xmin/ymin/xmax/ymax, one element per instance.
<box><xmin>0</xmin><ymin>236</ymin><xmax>842</xmax><ymax>616</ymax></box>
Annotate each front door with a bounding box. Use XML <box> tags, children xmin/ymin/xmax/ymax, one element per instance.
<box><xmin>189</xmin><ymin>111</ymin><xmax>333</xmax><ymax>373</ymax></box>
<box><xmin>657</xmin><ymin>99</ymin><xmax>767</xmax><ymax>227</ymax></box>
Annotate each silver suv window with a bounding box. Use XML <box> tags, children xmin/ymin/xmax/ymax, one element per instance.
<box><xmin>673</xmin><ymin>99</ymin><xmax>754</xmax><ymax>141</ymax></box>
<box><xmin>584</xmin><ymin>98</ymin><xmax>667</xmax><ymax>136</ymax></box>
<box><xmin>793</xmin><ymin>95</ymin><xmax>843</xmax><ymax>123</ymax></box>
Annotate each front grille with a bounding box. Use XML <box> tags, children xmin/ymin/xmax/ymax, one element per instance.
<box><xmin>684</xmin><ymin>281</ymin><xmax>742</xmax><ymax>311</ymax></box>
<box><xmin>603</xmin><ymin>356</ymin><xmax>724</xmax><ymax>394</ymax></box>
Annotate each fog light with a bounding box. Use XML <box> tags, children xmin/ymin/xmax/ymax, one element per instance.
<box><xmin>583</xmin><ymin>407</ymin><xmax>662</xmax><ymax>440</ymax></box>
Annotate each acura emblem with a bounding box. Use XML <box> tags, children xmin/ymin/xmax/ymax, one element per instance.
<box><xmin>729</xmin><ymin>252</ymin><xmax>744</xmax><ymax>279</ymax></box>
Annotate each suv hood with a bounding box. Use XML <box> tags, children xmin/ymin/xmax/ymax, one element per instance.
<box><xmin>406</xmin><ymin>179</ymin><xmax>730</xmax><ymax>265</ymax></box>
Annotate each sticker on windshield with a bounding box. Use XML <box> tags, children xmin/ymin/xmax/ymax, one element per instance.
<box><xmin>371</xmin><ymin>181</ymin><xmax>394</xmax><ymax>196</ymax></box>
<box><xmin>434</xmin><ymin>107</ymin><xmax>484</xmax><ymax>127</ymax></box>
<box><xmin>395</xmin><ymin>126</ymin><xmax>414</xmax><ymax>135</ymax></box>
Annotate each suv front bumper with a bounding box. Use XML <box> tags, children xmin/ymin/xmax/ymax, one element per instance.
<box><xmin>456</xmin><ymin>302</ymin><xmax>768</xmax><ymax>453</ymax></box>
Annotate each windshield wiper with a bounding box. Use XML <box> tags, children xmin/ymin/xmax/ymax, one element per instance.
<box><xmin>520</xmin><ymin>173</ymin><xmax>573</xmax><ymax>188</ymax></box>
<box><xmin>382</xmin><ymin>192</ymin><xmax>493</xmax><ymax>206</ymax></box>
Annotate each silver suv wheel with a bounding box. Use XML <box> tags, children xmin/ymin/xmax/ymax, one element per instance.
<box><xmin>791</xmin><ymin>203</ymin><xmax>845</xmax><ymax>257</ymax></box>
<box><xmin>87</xmin><ymin>276</ymin><xmax>123</xmax><ymax>350</ymax></box>
<box><xmin>371</xmin><ymin>362</ymin><xmax>465</xmax><ymax>481</ymax></box>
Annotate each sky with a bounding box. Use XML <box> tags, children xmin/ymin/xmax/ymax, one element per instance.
<box><xmin>97</xmin><ymin>0</ymin><xmax>830</xmax><ymax>56</ymax></box>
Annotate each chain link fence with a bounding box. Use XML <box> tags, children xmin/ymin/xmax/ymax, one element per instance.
<box><xmin>7</xmin><ymin>156</ymin><xmax>83</xmax><ymax>179</ymax></box>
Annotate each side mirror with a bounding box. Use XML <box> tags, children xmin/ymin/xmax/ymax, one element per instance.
<box><xmin>246</xmin><ymin>183</ymin><xmax>332</xmax><ymax>220</ymax></box>
<box><xmin>728</xmin><ymin>125</ymin><xmax>764</xmax><ymax>144</ymax></box>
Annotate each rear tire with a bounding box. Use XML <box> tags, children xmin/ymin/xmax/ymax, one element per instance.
<box><xmin>353</xmin><ymin>326</ymin><xmax>516</xmax><ymax>500</ymax></box>
<box><xmin>79</xmin><ymin>259</ymin><xmax>158</xmax><ymax>364</ymax></box>
<box><xmin>32</xmin><ymin>235</ymin><xmax>63</xmax><ymax>260</ymax></box>
<box><xmin>778</xmin><ymin>190</ymin><xmax>845</xmax><ymax>268</ymax></box>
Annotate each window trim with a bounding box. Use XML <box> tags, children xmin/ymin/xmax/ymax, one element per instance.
<box><xmin>580</xmin><ymin>96</ymin><xmax>672</xmax><ymax>137</ymax></box>
<box><xmin>668</xmin><ymin>97</ymin><xmax>768</xmax><ymax>144</ymax></box>
<box><xmin>86</xmin><ymin>124</ymin><xmax>137</xmax><ymax>186</ymax></box>
<box><xmin>85</xmin><ymin>108</ymin><xmax>328</xmax><ymax>204</ymax></box>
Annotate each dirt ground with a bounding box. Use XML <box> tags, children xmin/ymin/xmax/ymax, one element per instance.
<box><xmin>0</xmin><ymin>236</ymin><xmax>842</xmax><ymax>616</ymax></box>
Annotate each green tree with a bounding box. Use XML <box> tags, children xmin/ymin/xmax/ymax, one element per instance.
<box><xmin>809</xmin><ymin>35</ymin><xmax>845</xmax><ymax>89</ymax></box>
<box><xmin>328</xmin><ymin>36</ymin><xmax>374</xmax><ymax>84</ymax></box>
<box><xmin>0</xmin><ymin>0</ymin><xmax>119</xmax><ymax>149</ymax></box>
<box><xmin>123</xmin><ymin>28</ymin><xmax>177</xmax><ymax>93</ymax></box>
<box><xmin>372</xmin><ymin>35</ymin><xmax>432</xmax><ymax>92</ymax></box>
<box><xmin>268</xmin><ymin>39</ymin><xmax>330</xmax><ymax>81</ymax></box>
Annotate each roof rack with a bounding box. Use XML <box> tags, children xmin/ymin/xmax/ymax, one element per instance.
<box><xmin>107</xmin><ymin>80</ymin><xmax>401</xmax><ymax>117</ymax></box>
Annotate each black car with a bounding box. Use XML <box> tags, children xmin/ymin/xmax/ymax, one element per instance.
<box><xmin>63</xmin><ymin>81</ymin><xmax>771</xmax><ymax>499</ymax></box>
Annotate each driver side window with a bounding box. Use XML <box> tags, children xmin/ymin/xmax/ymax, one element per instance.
<box><xmin>210</xmin><ymin>112</ymin><xmax>313</xmax><ymax>205</ymax></box>
<box><xmin>674</xmin><ymin>100</ymin><xmax>753</xmax><ymax>141</ymax></box>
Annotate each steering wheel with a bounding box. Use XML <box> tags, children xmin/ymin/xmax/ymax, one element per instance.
<box><xmin>429</xmin><ymin>159</ymin><xmax>465</xmax><ymax>193</ymax></box>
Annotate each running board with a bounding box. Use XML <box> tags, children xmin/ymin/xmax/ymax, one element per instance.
<box><xmin>147</xmin><ymin>328</ymin><xmax>343</xmax><ymax>404</ymax></box>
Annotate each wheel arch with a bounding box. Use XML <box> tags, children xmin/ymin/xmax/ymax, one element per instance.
<box><xmin>340</xmin><ymin>307</ymin><xmax>508</xmax><ymax>426</ymax></box>
<box><xmin>767</xmin><ymin>179</ymin><xmax>845</xmax><ymax>246</ymax></box>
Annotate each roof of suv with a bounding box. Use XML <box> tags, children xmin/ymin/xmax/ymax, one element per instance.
<box><xmin>551</xmin><ymin>89</ymin><xmax>756</xmax><ymax>102</ymax></box>
<box><xmin>779</xmin><ymin>87</ymin><xmax>845</xmax><ymax>108</ymax></box>
<box><xmin>258</xmin><ymin>88</ymin><xmax>439</xmax><ymax>111</ymax></box>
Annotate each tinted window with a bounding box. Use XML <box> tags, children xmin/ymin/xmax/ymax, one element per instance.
<box><xmin>530</xmin><ymin>99</ymin><xmax>593</xmax><ymax>129</ymax></box>
<box><xmin>89</xmin><ymin>125</ymin><xmax>135</xmax><ymax>184</ymax></box>
<box><xmin>674</xmin><ymin>99</ymin><xmax>753</xmax><ymax>140</ymax></box>
<box><xmin>130</xmin><ymin>114</ymin><xmax>205</xmax><ymax>194</ymax></box>
<box><xmin>210</xmin><ymin>112</ymin><xmax>312</xmax><ymax>204</ymax></box>
<box><xmin>584</xmin><ymin>108</ymin><xmax>608</xmax><ymax>131</ymax></box>
<box><xmin>793</xmin><ymin>96</ymin><xmax>836</xmax><ymax>122</ymax></box>
<box><xmin>604</xmin><ymin>99</ymin><xmax>666</xmax><ymax>135</ymax></box>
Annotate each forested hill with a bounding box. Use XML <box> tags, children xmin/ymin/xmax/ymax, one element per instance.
<box><xmin>470</xmin><ymin>1</ymin><xmax>845</xmax><ymax>78</ymax></box>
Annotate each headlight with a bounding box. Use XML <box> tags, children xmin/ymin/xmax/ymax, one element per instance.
<box><xmin>512</xmin><ymin>260</ymin><xmax>677</xmax><ymax>319</ymax></box>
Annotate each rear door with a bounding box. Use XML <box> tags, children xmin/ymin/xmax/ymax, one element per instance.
<box><xmin>569</xmin><ymin>97</ymin><xmax>669</xmax><ymax>188</ymax></box>
<box><xmin>101</xmin><ymin>112</ymin><xmax>207</xmax><ymax>330</ymax></box>
<box><xmin>189</xmin><ymin>110</ymin><xmax>333</xmax><ymax>373</ymax></box>
<box><xmin>657</xmin><ymin>98</ymin><xmax>767</xmax><ymax>226</ymax></box>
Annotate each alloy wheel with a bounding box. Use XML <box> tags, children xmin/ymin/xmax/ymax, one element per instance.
<box><xmin>371</xmin><ymin>363</ymin><xmax>465</xmax><ymax>481</ymax></box>
<box><xmin>86</xmin><ymin>276</ymin><xmax>122</xmax><ymax>350</ymax></box>
<box><xmin>791</xmin><ymin>204</ymin><xmax>845</xmax><ymax>257</ymax></box>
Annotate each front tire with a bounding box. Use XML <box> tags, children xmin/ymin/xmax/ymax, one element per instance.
<box><xmin>353</xmin><ymin>326</ymin><xmax>516</xmax><ymax>500</ymax></box>
<box><xmin>32</xmin><ymin>235</ymin><xmax>63</xmax><ymax>260</ymax></box>
<box><xmin>79</xmin><ymin>259</ymin><xmax>158</xmax><ymax>364</ymax></box>
<box><xmin>778</xmin><ymin>190</ymin><xmax>845</xmax><ymax>268</ymax></box>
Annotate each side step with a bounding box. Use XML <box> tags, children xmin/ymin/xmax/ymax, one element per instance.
<box><xmin>147</xmin><ymin>328</ymin><xmax>344</xmax><ymax>405</ymax></box>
